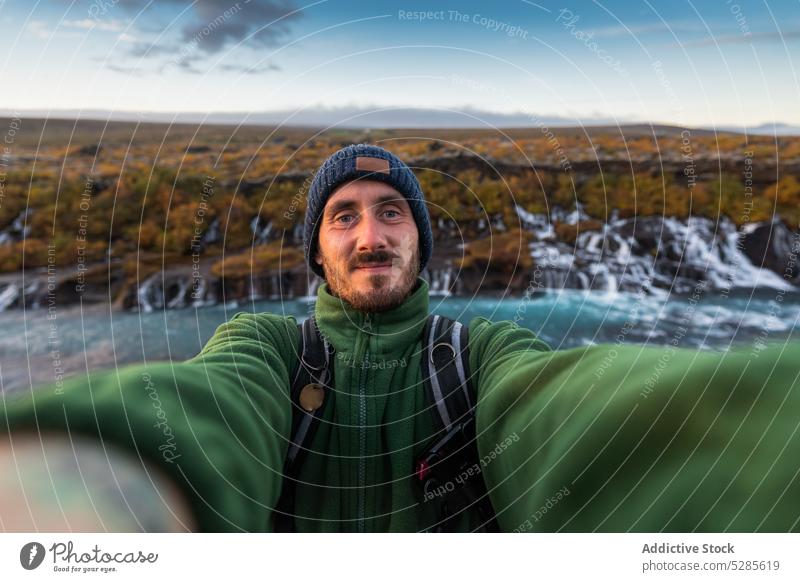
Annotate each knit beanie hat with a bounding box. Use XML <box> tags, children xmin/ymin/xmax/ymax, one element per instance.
<box><xmin>303</xmin><ymin>143</ymin><xmax>433</xmax><ymax>279</ymax></box>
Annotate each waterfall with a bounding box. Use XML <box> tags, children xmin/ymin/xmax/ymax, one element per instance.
<box><xmin>0</xmin><ymin>209</ymin><xmax>34</xmax><ymax>245</ymax></box>
<box><xmin>137</xmin><ymin>273</ymin><xmax>161</xmax><ymax>313</ymax></box>
<box><xmin>13</xmin><ymin>209</ymin><xmax>33</xmax><ymax>239</ymax></box>
<box><xmin>251</xmin><ymin>217</ymin><xmax>273</xmax><ymax>245</ymax></box>
<box><xmin>26</xmin><ymin>279</ymin><xmax>42</xmax><ymax>309</ymax></box>
<box><xmin>720</xmin><ymin>224</ymin><xmax>793</xmax><ymax>291</ymax></box>
<box><xmin>429</xmin><ymin>267</ymin><xmax>453</xmax><ymax>296</ymax></box>
<box><xmin>269</xmin><ymin>273</ymin><xmax>281</xmax><ymax>299</ymax></box>
<box><xmin>491</xmin><ymin>213</ymin><xmax>507</xmax><ymax>232</ymax></box>
<box><xmin>515</xmin><ymin>204</ymin><xmax>554</xmax><ymax>240</ymax></box>
<box><xmin>581</xmin><ymin>231</ymin><xmax>604</xmax><ymax>255</ymax></box>
<box><xmin>280</xmin><ymin>272</ymin><xmax>294</xmax><ymax>299</ymax></box>
<box><xmin>0</xmin><ymin>284</ymin><xmax>19</xmax><ymax>311</ymax></box>
<box><xmin>293</xmin><ymin>223</ymin><xmax>304</xmax><ymax>242</ymax></box>
<box><xmin>166</xmin><ymin>277</ymin><xmax>189</xmax><ymax>309</ymax></box>
<box><xmin>308</xmin><ymin>276</ymin><xmax>320</xmax><ymax>297</ymax></box>
<box><xmin>203</xmin><ymin>218</ymin><xmax>220</xmax><ymax>246</ymax></box>
<box><xmin>604</xmin><ymin>271</ymin><xmax>618</xmax><ymax>296</ymax></box>
<box><xmin>191</xmin><ymin>277</ymin><xmax>208</xmax><ymax>307</ymax></box>
<box><xmin>247</xmin><ymin>274</ymin><xmax>262</xmax><ymax>301</ymax></box>
<box><xmin>551</xmin><ymin>203</ymin><xmax>589</xmax><ymax>225</ymax></box>
<box><xmin>440</xmin><ymin>267</ymin><xmax>453</xmax><ymax>296</ymax></box>
<box><xmin>304</xmin><ymin>276</ymin><xmax>321</xmax><ymax>300</ymax></box>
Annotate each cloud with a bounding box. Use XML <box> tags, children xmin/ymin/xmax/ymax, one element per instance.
<box><xmin>105</xmin><ymin>63</ymin><xmax>144</xmax><ymax>76</ymax></box>
<box><xmin>181</xmin><ymin>0</ymin><xmax>301</xmax><ymax>53</ymax></box>
<box><xmin>171</xmin><ymin>57</ymin><xmax>204</xmax><ymax>74</ymax></box>
<box><xmin>28</xmin><ymin>17</ymin><xmax>120</xmax><ymax>41</ymax></box>
<box><xmin>125</xmin><ymin>42</ymin><xmax>177</xmax><ymax>58</ymax></box>
<box><xmin>158</xmin><ymin>57</ymin><xmax>279</xmax><ymax>75</ymax></box>
<box><xmin>27</xmin><ymin>21</ymin><xmax>51</xmax><ymax>39</ymax></box>
<box><xmin>100</xmin><ymin>0</ymin><xmax>300</xmax><ymax>75</ymax></box>
<box><xmin>64</xmin><ymin>18</ymin><xmax>125</xmax><ymax>32</ymax></box>
<box><xmin>115</xmin><ymin>0</ymin><xmax>301</xmax><ymax>55</ymax></box>
<box><xmin>218</xmin><ymin>61</ymin><xmax>281</xmax><ymax>74</ymax></box>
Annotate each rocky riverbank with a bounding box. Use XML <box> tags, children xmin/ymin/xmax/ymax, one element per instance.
<box><xmin>1</xmin><ymin>207</ymin><xmax>798</xmax><ymax>312</ymax></box>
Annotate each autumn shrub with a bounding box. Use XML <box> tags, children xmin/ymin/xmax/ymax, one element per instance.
<box><xmin>0</xmin><ymin>240</ymin><xmax>50</xmax><ymax>270</ymax></box>
<box><xmin>554</xmin><ymin>220</ymin><xmax>603</xmax><ymax>244</ymax></box>
<box><xmin>211</xmin><ymin>241</ymin><xmax>303</xmax><ymax>278</ymax></box>
<box><xmin>459</xmin><ymin>229</ymin><xmax>533</xmax><ymax>273</ymax></box>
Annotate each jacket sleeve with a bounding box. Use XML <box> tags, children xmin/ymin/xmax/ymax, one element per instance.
<box><xmin>0</xmin><ymin>311</ymin><xmax>298</xmax><ymax>532</ymax></box>
<box><xmin>469</xmin><ymin>317</ymin><xmax>800</xmax><ymax>532</ymax></box>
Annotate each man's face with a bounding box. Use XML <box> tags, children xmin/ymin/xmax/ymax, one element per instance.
<box><xmin>315</xmin><ymin>179</ymin><xmax>420</xmax><ymax>313</ymax></box>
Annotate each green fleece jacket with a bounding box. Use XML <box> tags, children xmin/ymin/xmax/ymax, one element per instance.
<box><xmin>2</xmin><ymin>278</ymin><xmax>799</xmax><ymax>532</ymax></box>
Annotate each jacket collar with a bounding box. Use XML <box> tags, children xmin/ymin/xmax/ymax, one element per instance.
<box><xmin>314</xmin><ymin>277</ymin><xmax>429</xmax><ymax>355</ymax></box>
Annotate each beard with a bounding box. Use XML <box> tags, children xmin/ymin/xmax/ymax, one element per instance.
<box><xmin>319</xmin><ymin>246</ymin><xmax>421</xmax><ymax>313</ymax></box>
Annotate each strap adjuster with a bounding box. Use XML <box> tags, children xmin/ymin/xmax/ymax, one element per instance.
<box><xmin>429</xmin><ymin>341</ymin><xmax>456</xmax><ymax>364</ymax></box>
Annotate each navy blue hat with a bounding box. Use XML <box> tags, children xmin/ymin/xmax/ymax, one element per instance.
<box><xmin>304</xmin><ymin>143</ymin><xmax>433</xmax><ymax>279</ymax></box>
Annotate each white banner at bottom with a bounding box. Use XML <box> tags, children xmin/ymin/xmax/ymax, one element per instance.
<box><xmin>0</xmin><ymin>533</ymin><xmax>797</xmax><ymax>581</ymax></box>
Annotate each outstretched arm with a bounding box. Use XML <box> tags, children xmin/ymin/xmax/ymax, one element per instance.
<box><xmin>470</xmin><ymin>318</ymin><xmax>800</xmax><ymax>532</ymax></box>
<box><xmin>0</xmin><ymin>312</ymin><xmax>298</xmax><ymax>532</ymax></box>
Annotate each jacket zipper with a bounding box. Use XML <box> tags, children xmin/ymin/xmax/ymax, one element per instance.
<box><xmin>358</xmin><ymin>314</ymin><xmax>372</xmax><ymax>533</ymax></box>
<box><xmin>358</xmin><ymin>348</ymin><xmax>369</xmax><ymax>532</ymax></box>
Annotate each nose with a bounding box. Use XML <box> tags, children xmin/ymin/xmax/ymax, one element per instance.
<box><xmin>355</xmin><ymin>210</ymin><xmax>388</xmax><ymax>253</ymax></box>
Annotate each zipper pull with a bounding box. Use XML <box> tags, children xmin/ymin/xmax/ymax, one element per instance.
<box><xmin>363</xmin><ymin>313</ymin><xmax>373</xmax><ymax>335</ymax></box>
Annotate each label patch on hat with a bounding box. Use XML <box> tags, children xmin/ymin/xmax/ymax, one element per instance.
<box><xmin>355</xmin><ymin>156</ymin><xmax>391</xmax><ymax>174</ymax></box>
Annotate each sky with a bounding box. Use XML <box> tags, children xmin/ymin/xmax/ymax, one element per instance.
<box><xmin>1</xmin><ymin>0</ymin><xmax>799</xmax><ymax>128</ymax></box>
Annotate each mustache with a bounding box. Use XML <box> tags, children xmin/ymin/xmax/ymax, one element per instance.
<box><xmin>349</xmin><ymin>250</ymin><xmax>399</xmax><ymax>269</ymax></box>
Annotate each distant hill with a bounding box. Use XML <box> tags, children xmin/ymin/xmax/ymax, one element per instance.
<box><xmin>2</xmin><ymin>107</ymin><xmax>793</xmax><ymax>135</ymax></box>
<box><xmin>0</xmin><ymin>116</ymin><xmax>736</xmax><ymax>150</ymax></box>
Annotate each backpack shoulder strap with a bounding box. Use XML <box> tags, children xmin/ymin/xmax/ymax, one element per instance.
<box><xmin>422</xmin><ymin>314</ymin><xmax>474</xmax><ymax>432</ymax></box>
<box><xmin>418</xmin><ymin>313</ymin><xmax>499</xmax><ymax>532</ymax></box>
<box><xmin>274</xmin><ymin>315</ymin><xmax>333</xmax><ymax>532</ymax></box>
<box><xmin>286</xmin><ymin>315</ymin><xmax>332</xmax><ymax>466</ymax></box>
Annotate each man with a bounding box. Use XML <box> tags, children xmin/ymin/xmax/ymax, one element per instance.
<box><xmin>1</xmin><ymin>144</ymin><xmax>799</xmax><ymax>532</ymax></box>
